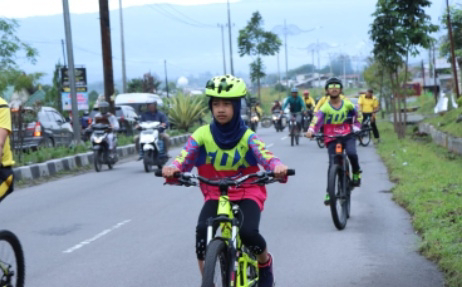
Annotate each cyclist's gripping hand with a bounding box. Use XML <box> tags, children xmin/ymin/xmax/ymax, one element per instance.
<box><xmin>274</xmin><ymin>164</ymin><xmax>288</xmax><ymax>179</ymax></box>
<box><xmin>305</xmin><ymin>131</ymin><xmax>314</xmax><ymax>138</ymax></box>
<box><xmin>162</xmin><ymin>166</ymin><xmax>180</xmax><ymax>178</ymax></box>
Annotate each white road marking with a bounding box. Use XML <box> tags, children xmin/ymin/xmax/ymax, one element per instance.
<box><xmin>63</xmin><ymin>219</ymin><xmax>131</xmax><ymax>254</ymax></box>
<box><xmin>267</xmin><ymin>143</ymin><xmax>274</xmax><ymax>148</ymax></box>
<box><xmin>281</xmin><ymin>137</ymin><xmax>288</xmax><ymax>140</ymax></box>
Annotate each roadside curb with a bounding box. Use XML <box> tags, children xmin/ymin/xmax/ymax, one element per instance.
<box><xmin>418</xmin><ymin>122</ymin><xmax>462</xmax><ymax>155</ymax></box>
<box><xmin>13</xmin><ymin>134</ymin><xmax>190</xmax><ymax>182</ymax></box>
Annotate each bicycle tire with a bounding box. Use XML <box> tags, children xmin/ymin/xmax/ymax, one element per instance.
<box><xmin>0</xmin><ymin>230</ymin><xmax>25</xmax><ymax>287</ymax></box>
<box><xmin>201</xmin><ymin>239</ymin><xmax>229</xmax><ymax>287</ymax></box>
<box><xmin>317</xmin><ymin>138</ymin><xmax>325</xmax><ymax>148</ymax></box>
<box><xmin>359</xmin><ymin>129</ymin><xmax>371</xmax><ymax>147</ymax></box>
<box><xmin>327</xmin><ymin>164</ymin><xmax>348</xmax><ymax>230</ymax></box>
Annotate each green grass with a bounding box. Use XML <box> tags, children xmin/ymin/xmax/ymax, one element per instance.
<box><xmin>425</xmin><ymin>107</ymin><xmax>462</xmax><ymax>138</ymax></box>
<box><xmin>410</xmin><ymin>92</ymin><xmax>438</xmax><ymax>115</ymax></box>
<box><xmin>377</xmin><ymin>122</ymin><xmax>462</xmax><ymax>287</ymax></box>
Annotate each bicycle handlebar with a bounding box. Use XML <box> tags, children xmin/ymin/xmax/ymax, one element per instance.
<box><xmin>155</xmin><ymin>169</ymin><xmax>295</xmax><ymax>187</ymax></box>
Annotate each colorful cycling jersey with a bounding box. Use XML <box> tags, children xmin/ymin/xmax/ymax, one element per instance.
<box><xmin>314</xmin><ymin>94</ymin><xmax>346</xmax><ymax>112</ymax></box>
<box><xmin>172</xmin><ymin>125</ymin><xmax>283</xmax><ymax>210</ymax></box>
<box><xmin>304</xmin><ymin>96</ymin><xmax>316</xmax><ymax>110</ymax></box>
<box><xmin>309</xmin><ymin>99</ymin><xmax>361</xmax><ymax>144</ymax></box>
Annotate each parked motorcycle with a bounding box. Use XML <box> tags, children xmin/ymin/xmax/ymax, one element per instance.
<box><xmin>91</xmin><ymin>123</ymin><xmax>118</xmax><ymax>172</ymax></box>
<box><xmin>138</xmin><ymin>121</ymin><xmax>168</xmax><ymax>172</ymax></box>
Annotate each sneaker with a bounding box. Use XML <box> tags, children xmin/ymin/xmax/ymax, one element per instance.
<box><xmin>258</xmin><ymin>254</ymin><xmax>274</xmax><ymax>287</ymax></box>
<box><xmin>353</xmin><ymin>171</ymin><xmax>362</xmax><ymax>187</ymax></box>
<box><xmin>324</xmin><ymin>193</ymin><xmax>330</xmax><ymax>206</ymax></box>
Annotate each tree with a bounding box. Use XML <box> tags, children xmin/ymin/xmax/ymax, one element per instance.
<box><xmin>370</xmin><ymin>0</ymin><xmax>438</xmax><ymax>138</ymax></box>
<box><xmin>44</xmin><ymin>62</ymin><xmax>62</xmax><ymax>111</ymax></box>
<box><xmin>439</xmin><ymin>6</ymin><xmax>462</xmax><ymax>95</ymax></box>
<box><xmin>142</xmin><ymin>72</ymin><xmax>161</xmax><ymax>93</ymax></box>
<box><xmin>167</xmin><ymin>93</ymin><xmax>209</xmax><ymax>132</ymax></box>
<box><xmin>127</xmin><ymin>78</ymin><xmax>143</xmax><ymax>93</ymax></box>
<box><xmin>238</xmin><ymin>11</ymin><xmax>281</xmax><ymax>101</ymax></box>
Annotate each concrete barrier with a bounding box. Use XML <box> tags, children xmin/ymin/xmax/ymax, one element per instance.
<box><xmin>418</xmin><ymin>123</ymin><xmax>462</xmax><ymax>155</ymax></box>
<box><xmin>13</xmin><ymin>134</ymin><xmax>190</xmax><ymax>182</ymax></box>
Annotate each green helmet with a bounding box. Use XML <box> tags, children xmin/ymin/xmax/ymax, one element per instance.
<box><xmin>205</xmin><ymin>75</ymin><xmax>246</xmax><ymax>98</ymax></box>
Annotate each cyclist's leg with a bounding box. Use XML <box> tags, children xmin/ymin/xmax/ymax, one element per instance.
<box><xmin>371</xmin><ymin>118</ymin><xmax>380</xmax><ymax>139</ymax></box>
<box><xmin>344</xmin><ymin>138</ymin><xmax>360</xmax><ymax>173</ymax></box>
<box><xmin>236</xmin><ymin>200</ymin><xmax>267</xmax><ymax>263</ymax></box>
<box><xmin>0</xmin><ymin>167</ymin><xmax>14</xmax><ymax>204</ymax></box>
<box><xmin>196</xmin><ymin>200</ymin><xmax>219</xmax><ymax>275</ymax></box>
<box><xmin>324</xmin><ymin>142</ymin><xmax>337</xmax><ymax>204</ymax></box>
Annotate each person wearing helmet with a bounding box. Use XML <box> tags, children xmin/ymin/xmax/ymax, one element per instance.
<box><xmin>306</xmin><ymin>78</ymin><xmax>362</xmax><ymax>204</ymax></box>
<box><xmin>162</xmin><ymin>75</ymin><xmax>289</xmax><ymax>287</ymax></box>
<box><xmin>313</xmin><ymin>87</ymin><xmax>346</xmax><ymax>113</ymax></box>
<box><xmin>92</xmin><ymin>101</ymin><xmax>120</xmax><ymax>158</ymax></box>
<box><xmin>303</xmin><ymin>90</ymin><xmax>315</xmax><ymax>110</ymax></box>
<box><xmin>136</xmin><ymin>100</ymin><xmax>170</xmax><ymax>160</ymax></box>
<box><xmin>282</xmin><ymin>87</ymin><xmax>306</xmax><ymax>132</ymax></box>
<box><xmin>271</xmin><ymin>99</ymin><xmax>282</xmax><ymax>112</ymax></box>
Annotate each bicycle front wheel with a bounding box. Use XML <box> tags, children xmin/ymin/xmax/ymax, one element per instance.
<box><xmin>327</xmin><ymin>164</ymin><xmax>348</xmax><ymax>230</ymax></box>
<box><xmin>201</xmin><ymin>239</ymin><xmax>229</xmax><ymax>287</ymax></box>
<box><xmin>359</xmin><ymin>129</ymin><xmax>371</xmax><ymax>147</ymax></box>
<box><xmin>0</xmin><ymin>230</ymin><xmax>25</xmax><ymax>287</ymax></box>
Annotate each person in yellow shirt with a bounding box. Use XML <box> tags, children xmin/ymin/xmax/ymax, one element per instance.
<box><xmin>314</xmin><ymin>93</ymin><xmax>346</xmax><ymax>113</ymax></box>
<box><xmin>358</xmin><ymin>89</ymin><xmax>380</xmax><ymax>141</ymax></box>
<box><xmin>0</xmin><ymin>98</ymin><xmax>15</xmax><ymax>203</ymax></box>
<box><xmin>303</xmin><ymin>90</ymin><xmax>316</xmax><ymax>110</ymax></box>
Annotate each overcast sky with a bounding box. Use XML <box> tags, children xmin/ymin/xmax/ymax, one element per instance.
<box><xmin>1</xmin><ymin>0</ymin><xmax>460</xmax><ymax>85</ymax></box>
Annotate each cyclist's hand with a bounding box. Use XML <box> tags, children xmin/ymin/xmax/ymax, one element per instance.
<box><xmin>372</xmin><ymin>114</ymin><xmax>376</xmax><ymax>122</ymax></box>
<box><xmin>162</xmin><ymin>166</ymin><xmax>180</xmax><ymax>178</ymax></box>
<box><xmin>353</xmin><ymin>126</ymin><xmax>361</xmax><ymax>133</ymax></box>
<box><xmin>273</xmin><ymin>164</ymin><xmax>288</xmax><ymax>179</ymax></box>
<box><xmin>305</xmin><ymin>131</ymin><xmax>313</xmax><ymax>138</ymax></box>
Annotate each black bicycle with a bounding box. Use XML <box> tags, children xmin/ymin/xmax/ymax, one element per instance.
<box><xmin>358</xmin><ymin>117</ymin><xmax>372</xmax><ymax>147</ymax></box>
<box><xmin>315</xmin><ymin>133</ymin><xmax>357</xmax><ymax>230</ymax></box>
<box><xmin>0</xmin><ymin>230</ymin><xmax>25</xmax><ymax>287</ymax></box>
<box><xmin>155</xmin><ymin>169</ymin><xmax>295</xmax><ymax>287</ymax></box>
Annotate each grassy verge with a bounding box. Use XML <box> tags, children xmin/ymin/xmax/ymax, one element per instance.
<box><xmin>377</xmin><ymin>122</ymin><xmax>462</xmax><ymax>287</ymax></box>
<box><xmin>425</xmin><ymin>107</ymin><xmax>462</xmax><ymax>138</ymax></box>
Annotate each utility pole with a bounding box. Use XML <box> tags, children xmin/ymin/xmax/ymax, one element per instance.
<box><xmin>433</xmin><ymin>43</ymin><xmax>438</xmax><ymax>103</ymax></box>
<box><xmin>62</xmin><ymin>0</ymin><xmax>81</xmax><ymax>143</ymax></box>
<box><xmin>164</xmin><ymin>60</ymin><xmax>169</xmax><ymax>98</ymax></box>
<box><xmin>317</xmin><ymin>39</ymin><xmax>320</xmax><ymax>88</ymax></box>
<box><xmin>218</xmin><ymin>24</ymin><xmax>227</xmax><ymax>74</ymax></box>
<box><xmin>446</xmin><ymin>0</ymin><xmax>460</xmax><ymax>98</ymax></box>
<box><xmin>226</xmin><ymin>0</ymin><xmax>234</xmax><ymax>75</ymax></box>
<box><xmin>98</xmin><ymin>0</ymin><xmax>115</xmax><ymax>112</ymax></box>
<box><xmin>421</xmin><ymin>59</ymin><xmax>426</xmax><ymax>92</ymax></box>
<box><xmin>61</xmin><ymin>39</ymin><xmax>67</xmax><ymax>67</ymax></box>
<box><xmin>119</xmin><ymin>0</ymin><xmax>127</xmax><ymax>93</ymax></box>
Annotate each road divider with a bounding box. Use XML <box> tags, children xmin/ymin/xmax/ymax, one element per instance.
<box><xmin>13</xmin><ymin>134</ymin><xmax>190</xmax><ymax>182</ymax></box>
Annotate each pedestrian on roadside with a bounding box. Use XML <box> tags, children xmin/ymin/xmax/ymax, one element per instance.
<box><xmin>359</xmin><ymin>89</ymin><xmax>380</xmax><ymax>143</ymax></box>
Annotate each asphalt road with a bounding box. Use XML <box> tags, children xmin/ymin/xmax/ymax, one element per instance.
<box><xmin>0</xmin><ymin>127</ymin><xmax>443</xmax><ymax>286</ymax></box>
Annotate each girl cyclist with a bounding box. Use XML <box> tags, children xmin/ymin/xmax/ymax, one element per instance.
<box><xmin>162</xmin><ymin>75</ymin><xmax>289</xmax><ymax>287</ymax></box>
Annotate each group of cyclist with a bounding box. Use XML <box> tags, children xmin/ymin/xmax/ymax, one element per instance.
<box><xmin>160</xmin><ymin>74</ymin><xmax>382</xmax><ymax>286</ymax></box>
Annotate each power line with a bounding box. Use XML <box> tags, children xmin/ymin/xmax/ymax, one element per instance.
<box><xmin>147</xmin><ymin>4</ymin><xmax>212</xmax><ymax>28</ymax></box>
<box><xmin>162</xmin><ymin>4</ymin><xmax>215</xmax><ymax>28</ymax></box>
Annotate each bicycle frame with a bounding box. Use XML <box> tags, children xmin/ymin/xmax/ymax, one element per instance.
<box><xmin>206</xmin><ymin>186</ymin><xmax>259</xmax><ymax>287</ymax></box>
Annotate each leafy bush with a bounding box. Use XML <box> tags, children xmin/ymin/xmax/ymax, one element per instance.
<box><xmin>167</xmin><ymin>94</ymin><xmax>208</xmax><ymax>132</ymax></box>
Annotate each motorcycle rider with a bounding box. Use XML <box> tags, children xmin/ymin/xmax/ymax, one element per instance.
<box><xmin>136</xmin><ymin>100</ymin><xmax>170</xmax><ymax>160</ymax></box>
<box><xmin>282</xmin><ymin>87</ymin><xmax>306</xmax><ymax>133</ymax></box>
<box><xmin>92</xmin><ymin>101</ymin><xmax>119</xmax><ymax>159</ymax></box>
<box><xmin>305</xmin><ymin>78</ymin><xmax>362</xmax><ymax>205</ymax></box>
<box><xmin>271</xmin><ymin>100</ymin><xmax>282</xmax><ymax>112</ymax></box>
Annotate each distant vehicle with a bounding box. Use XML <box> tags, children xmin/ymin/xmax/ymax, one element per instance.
<box><xmin>11</xmin><ymin>106</ymin><xmax>74</xmax><ymax>150</ymax></box>
<box><xmin>89</xmin><ymin>105</ymin><xmax>138</xmax><ymax>136</ymax></box>
<box><xmin>114</xmin><ymin>93</ymin><xmax>163</xmax><ymax>115</ymax></box>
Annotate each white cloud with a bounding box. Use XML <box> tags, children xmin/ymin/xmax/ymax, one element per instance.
<box><xmin>0</xmin><ymin>0</ymin><xmax>240</xmax><ymax>18</ymax></box>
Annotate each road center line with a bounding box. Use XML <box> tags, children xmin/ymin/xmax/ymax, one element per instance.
<box><xmin>63</xmin><ymin>219</ymin><xmax>131</xmax><ymax>254</ymax></box>
<box><xmin>267</xmin><ymin>143</ymin><xmax>274</xmax><ymax>148</ymax></box>
<box><xmin>281</xmin><ymin>137</ymin><xmax>288</xmax><ymax>140</ymax></box>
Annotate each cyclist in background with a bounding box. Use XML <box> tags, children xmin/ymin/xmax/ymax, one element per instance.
<box><xmin>0</xmin><ymin>97</ymin><xmax>15</xmax><ymax>203</ymax></box>
<box><xmin>359</xmin><ymin>89</ymin><xmax>380</xmax><ymax>143</ymax></box>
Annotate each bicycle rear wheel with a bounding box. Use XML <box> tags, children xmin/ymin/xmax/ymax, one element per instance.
<box><xmin>0</xmin><ymin>230</ymin><xmax>25</xmax><ymax>287</ymax></box>
<box><xmin>359</xmin><ymin>128</ymin><xmax>371</xmax><ymax>147</ymax></box>
<box><xmin>327</xmin><ymin>164</ymin><xmax>348</xmax><ymax>230</ymax></box>
<box><xmin>201</xmin><ymin>239</ymin><xmax>229</xmax><ymax>287</ymax></box>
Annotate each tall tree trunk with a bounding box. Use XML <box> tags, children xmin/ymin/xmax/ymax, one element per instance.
<box><xmin>380</xmin><ymin>68</ymin><xmax>387</xmax><ymax>119</ymax></box>
<box><xmin>395</xmin><ymin>72</ymin><xmax>404</xmax><ymax>138</ymax></box>
<box><xmin>257</xmin><ymin>76</ymin><xmax>261</xmax><ymax>103</ymax></box>
<box><xmin>458</xmin><ymin>58</ymin><xmax>462</xmax><ymax>99</ymax></box>
<box><xmin>402</xmin><ymin>53</ymin><xmax>410</xmax><ymax>138</ymax></box>
<box><xmin>389</xmin><ymin>72</ymin><xmax>398</xmax><ymax>134</ymax></box>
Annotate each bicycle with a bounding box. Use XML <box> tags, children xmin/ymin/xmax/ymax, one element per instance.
<box><xmin>155</xmin><ymin>169</ymin><xmax>295</xmax><ymax>287</ymax></box>
<box><xmin>0</xmin><ymin>229</ymin><xmax>25</xmax><ymax>287</ymax></box>
<box><xmin>314</xmin><ymin>132</ymin><xmax>357</xmax><ymax>230</ymax></box>
<box><xmin>357</xmin><ymin>117</ymin><xmax>372</xmax><ymax>147</ymax></box>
